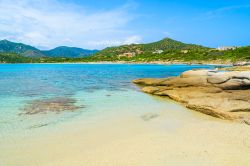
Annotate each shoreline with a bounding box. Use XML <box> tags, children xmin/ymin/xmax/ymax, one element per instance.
<box><xmin>0</xmin><ymin>61</ymin><xmax>232</xmax><ymax>66</ymax></box>
<box><xmin>1</xmin><ymin>99</ymin><xmax>250</xmax><ymax>166</ymax></box>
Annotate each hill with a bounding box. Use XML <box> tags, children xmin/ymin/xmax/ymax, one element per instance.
<box><xmin>0</xmin><ymin>40</ymin><xmax>44</xmax><ymax>58</ymax></box>
<box><xmin>0</xmin><ymin>38</ymin><xmax>249</xmax><ymax>63</ymax></box>
<box><xmin>0</xmin><ymin>52</ymin><xmax>38</xmax><ymax>63</ymax></box>
<box><xmin>95</xmin><ymin>38</ymin><xmax>209</xmax><ymax>58</ymax></box>
<box><xmin>0</xmin><ymin>40</ymin><xmax>98</xmax><ymax>58</ymax></box>
<box><xmin>90</xmin><ymin>38</ymin><xmax>250</xmax><ymax>63</ymax></box>
<box><xmin>42</xmin><ymin>46</ymin><xmax>98</xmax><ymax>58</ymax></box>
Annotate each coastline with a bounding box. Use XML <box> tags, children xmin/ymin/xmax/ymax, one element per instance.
<box><xmin>0</xmin><ymin>61</ymin><xmax>232</xmax><ymax>66</ymax></box>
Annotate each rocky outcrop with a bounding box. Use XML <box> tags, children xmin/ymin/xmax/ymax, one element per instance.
<box><xmin>221</xmin><ymin>65</ymin><xmax>250</xmax><ymax>71</ymax></box>
<box><xmin>133</xmin><ymin>69</ymin><xmax>250</xmax><ymax>124</ymax></box>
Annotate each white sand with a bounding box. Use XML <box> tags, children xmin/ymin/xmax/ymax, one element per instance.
<box><xmin>1</xmin><ymin>102</ymin><xmax>250</xmax><ymax>166</ymax></box>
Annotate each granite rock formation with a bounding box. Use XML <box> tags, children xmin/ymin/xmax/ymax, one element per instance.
<box><xmin>133</xmin><ymin>69</ymin><xmax>250</xmax><ymax>124</ymax></box>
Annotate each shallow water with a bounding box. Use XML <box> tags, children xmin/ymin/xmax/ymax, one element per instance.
<box><xmin>0</xmin><ymin>64</ymin><xmax>216</xmax><ymax>138</ymax></box>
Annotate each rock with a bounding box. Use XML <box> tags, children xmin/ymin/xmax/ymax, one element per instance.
<box><xmin>207</xmin><ymin>75</ymin><xmax>230</xmax><ymax>84</ymax></box>
<box><xmin>181</xmin><ymin>69</ymin><xmax>216</xmax><ymax>78</ymax></box>
<box><xmin>133</xmin><ymin>69</ymin><xmax>250</xmax><ymax>124</ymax></box>
<box><xmin>132</xmin><ymin>78</ymin><xmax>168</xmax><ymax>86</ymax></box>
<box><xmin>231</xmin><ymin>71</ymin><xmax>250</xmax><ymax>80</ymax></box>
<box><xmin>135</xmin><ymin>76</ymin><xmax>209</xmax><ymax>87</ymax></box>
<box><xmin>141</xmin><ymin>113</ymin><xmax>159</xmax><ymax>121</ymax></box>
<box><xmin>142</xmin><ymin>86</ymin><xmax>160</xmax><ymax>93</ymax></box>
<box><xmin>166</xmin><ymin>76</ymin><xmax>209</xmax><ymax>87</ymax></box>
<box><xmin>221</xmin><ymin>65</ymin><xmax>250</xmax><ymax>71</ymax></box>
<box><xmin>217</xmin><ymin>78</ymin><xmax>250</xmax><ymax>90</ymax></box>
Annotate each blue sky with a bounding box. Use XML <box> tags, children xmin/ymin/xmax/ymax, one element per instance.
<box><xmin>0</xmin><ymin>0</ymin><xmax>250</xmax><ymax>49</ymax></box>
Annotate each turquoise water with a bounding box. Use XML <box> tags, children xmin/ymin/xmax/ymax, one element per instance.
<box><xmin>0</xmin><ymin>64</ymin><xmax>216</xmax><ymax>138</ymax></box>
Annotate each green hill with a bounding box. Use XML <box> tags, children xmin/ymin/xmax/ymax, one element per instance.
<box><xmin>0</xmin><ymin>40</ymin><xmax>99</xmax><ymax>58</ymax></box>
<box><xmin>0</xmin><ymin>52</ymin><xmax>38</xmax><ymax>63</ymax></box>
<box><xmin>141</xmin><ymin>38</ymin><xmax>207</xmax><ymax>51</ymax></box>
<box><xmin>95</xmin><ymin>38</ymin><xmax>209</xmax><ymax>58</ymax></box>
<box><xmin>0</xmin><ymin>40</ymin><xmax>44</xmax><ymax>58</ymax></box>
<box><xmin>42</xmin><ymin>46</ymin><xmax>98</xmax><ymax>58</ymax></box>
<box><xmin>90</xmin><ymin>38</ymin><xmax>250</xmax><ymax>63</ymax></box>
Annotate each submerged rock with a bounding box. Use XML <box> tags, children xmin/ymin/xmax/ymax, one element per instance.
<box><xmin>133</xmin><ymin>69</ymin><xmax>250</xmax><ymax>124</ymax></box>
<box><xmin>22</xmin><ymin>97</ymin><xmax>84</xmax><ymax>115</ymax></box>
<box><xmin>141</xmin><ymin>113</ymin><xmax>159</xmax><ymax>121</ymax></box>
<box><xmin>28</xmin><ymin>123</ymin><xmax>49</xmax><ymax>129</ymax></box>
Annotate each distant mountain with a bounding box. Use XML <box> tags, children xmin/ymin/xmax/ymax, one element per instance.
<box><xmin>0</xmin><ymin>40</ymin><xmax>98</xmax><ymax>58</ymax></box>
<box><xmin>42</xmin><ymin>46</ymin><xmax>98</xmax><ymax>58</ymax></box>
<box><xmin>0</xmin><ymin>40</ymin><xmax>44</xmax><ymax>58</ymax></box>
<box><xmin>96</xmin><ymin>38</ymin><xmax>209</xmax><ymax>57</ymax></box>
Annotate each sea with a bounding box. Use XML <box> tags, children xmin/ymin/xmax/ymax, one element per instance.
<box><xmin>0</xmin><ymin>64</ymin><xmax>216</xmax><ymax>139</ymax></box>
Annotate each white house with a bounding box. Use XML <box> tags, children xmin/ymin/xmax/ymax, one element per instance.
<box><xmin>217</xmin><ymin>46</ymin><xmax>238</xmax><ymax>51</ymax></box>
<box><xmin>153</xmin><ymin>50</ymin><xmax>164</xmax><ymax>54</ymax></box>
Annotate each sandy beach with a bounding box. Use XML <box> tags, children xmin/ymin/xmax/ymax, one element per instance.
<box><xmin>1</xmin><ymin>97</ymin><xmax>250</xmax><ymax>166</ymax></box>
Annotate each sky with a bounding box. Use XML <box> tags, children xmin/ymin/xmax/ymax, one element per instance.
<box><xmin>0</xmin><ymin>0</ymin><xmax>250</xmax><ymax>50</ymax></box>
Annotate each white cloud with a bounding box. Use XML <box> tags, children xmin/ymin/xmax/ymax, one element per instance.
<box><xmin>0</xmin><ymin>0</ymin><xmax>140</xmax><ymax>49</ymax></box>
<box><xmin>123</xmin><ymin>35</ymin><xmax>142</xmax><ymax>44</ymax></box>
<box><xmin>87</xmin><ymin>35</ymin><xmax>142</xmax><ymax>48</ymax></box>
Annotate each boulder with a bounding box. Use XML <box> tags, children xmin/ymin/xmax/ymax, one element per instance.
<box><xmin>181</xmin><ymin>69</ymin><xmax>216</xmax><ymax>78</ymax></box>
<box><xmin>217</xmin><ymin>78</ymin><xmax>250</xmax><ymax>90</ymax></box>
<box><xmin>207</xmin><ymin>75</ymin><xmax>230</xmax><ymax>84</ymax></box>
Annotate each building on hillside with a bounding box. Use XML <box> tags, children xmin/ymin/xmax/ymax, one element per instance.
<box><xmin>153</xmin><ymin>50</ymin><xmax>163</xmax><ymax>54</ymax></box>
<box><xmin>181</xmin><ymin>50</ymin><xmax>189</xmax><ymax>54</ymax></box>
<box><xmin>136</xmin><ymin>49</ymin><xmax>144</xmax><ymax>55</ymax></box>
<box><xmin>217</xmin><ymin>46</ymin><xmax>238</xmax><ymax>51</ymax></box>
<box><xmin>118</xmin><ymin>52</ymin><xmax>136</xmax><ymax>58</ymax></box>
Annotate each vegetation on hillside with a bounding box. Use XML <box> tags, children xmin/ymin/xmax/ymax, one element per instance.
<box><xmin>0</xmin><ymin>53</ymin><xmax>37</xmax><ymax>63</ymax></box>
<box><xmin>95</xmin><ymin>38</ymin><xmax>208</xmax><ymax>57</ymax></box>
<box><xmin>86</xmin><ymin>47</ymin><xmax>250</xmax><ymax>63</ymax></box>
<box><xmin>0</xmin><ymin>40</ymin><xmax>44</xmax><ymax>58</ymax></box>
<box><xmin>0</xmin><ymin>38</ymin><xmax>249</xmax><ymax>64</ymax></box>
<box><xmin>0</xmin><ymin>40</ymin><xmax>98</xmax><ymax>58</ymax></box>
<box><xmin>91</xmin><ymin>38</ymin><xmax>250</xmax><ymax>63</ymax></box>
<box><xmin>42</xmin><ymin>46</ymin><xmax>98</xmax><ymax>58</ymax></box>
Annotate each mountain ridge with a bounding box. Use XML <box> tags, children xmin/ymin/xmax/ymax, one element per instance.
<box><xmin>42</xmin><ymin>46</ymin><xmax>98</xmax><ymax>58</ymax></box>
<box><xmin>0</xmin><ymin>40</ymin><xmax>43</xmax><ymax>58</ymax></box>
<box><xmin>0</xmin><ymin>40</ymin><xmax>98</xmax><ymax>58</ymax></box>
